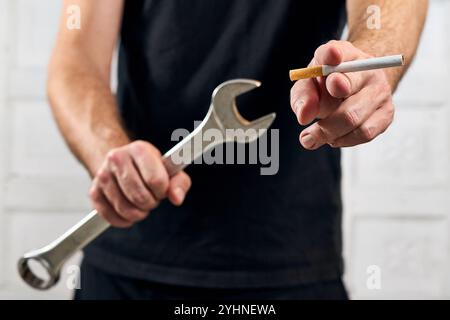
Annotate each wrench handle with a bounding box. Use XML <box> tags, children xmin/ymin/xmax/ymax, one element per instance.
<box><xmin>18</xmin><ymin>153</ymin><xmax>188</xmax><ymax>290</ymax></box>
<box><xmin>18</xmin><ymin>113</ymin><xmax>219</xmax><ymax>290</ymax></box>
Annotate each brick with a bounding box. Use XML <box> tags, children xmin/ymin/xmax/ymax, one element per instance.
<box><xmin>10</xmin><ymin>101</ymin><xmax>88</xmax><ymax>177</ymax></box>
<box><xmin>348</xmin><ymin>216</ymin><xmax>448</xmax><ymax>299</ymax></box>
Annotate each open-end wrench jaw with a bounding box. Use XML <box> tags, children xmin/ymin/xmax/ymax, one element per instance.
<box><xmin>211</xmin><ymin>79</ymin><xmax>276</xmax><ymax>143</ymax></box>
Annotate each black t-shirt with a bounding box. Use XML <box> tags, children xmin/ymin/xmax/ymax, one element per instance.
<box><xmin>84</xmin><ymin>0</ymin><xmax>347</xmax><ymax>288</ymax></box>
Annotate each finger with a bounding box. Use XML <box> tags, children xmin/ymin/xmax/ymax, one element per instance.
<box><xmin>325</xmin><ymin>72</ymin><xmax>364</xmax><ymax>99</ymax></box>
<box><xmin>106</xmin><ymin>149</ymin><xmax>158</xmax><ymax>211</ymax></box>
<box><xmin>89</xmin><ymin>182</ymin><xmax>133</xmax><ymax>228</ymax></box>
<box><xmin>290</xmin><ymin>77</ymin><xmax>320</xmax><ymax>125</ymax></box>
<box><xmin>315</xmin><ymin>76</ymin><xmax>341</xmax><ymax>119</ymax></box>
<box><xmin>315</xmin><ymin>41</ymin><xmax>368</xmax><ymax>99</ymax></box>
<box><xmin>300</xmin><ymin>82</ymin><xmax>391</xmax><ymax>149</ymax></box>
<box><xmin>97</xmin><ymin>166</ymin><xmax>149</xmax><ymax>223</ymax></box>
<box><xmin>291</xmin><ymin>57</ymin><xmax>341</xmax><ymax>124</ymax></box>
<box><xmin>330</xmin><ymin>102</ymin><xmax>395</xmax><ymax>148</ymax></box>
<box><xmin>167</xmin><ymin>171</ymin><xmax>192</xmax><ymax>206</ymax></box>
<box><xmin>314</xmin><ymin>40</ymin><xmax>359</xmax><ymax>66</ymax></box>
<box><xmin>129</xmin><ymin>141</ymin><xmax>169</xmax><ymax>200</ymax></box>
<box><xmin>292</xmin><ymin>76</ymin><xmax>341</xmax><ymax>125</ymax></box>
<box><xmin>324</xmin><ymin>80</ymin><xmax>391</xmax><ymax>140</ymax></box>
<box><xmin>297</xmin><ymin>42</ymin><xmax>357</xmax><ymax>121</ymax></box>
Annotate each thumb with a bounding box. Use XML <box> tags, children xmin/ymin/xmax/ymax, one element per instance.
<box><xmin>167</xmin><ymin>171</ymin><xmax>192</xmax><ymax>206</ymax></box>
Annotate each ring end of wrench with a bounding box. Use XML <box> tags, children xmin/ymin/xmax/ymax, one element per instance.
<box><xmin>18</xmin><ymin>253</ymin><xmax>60</xmax><ymax>290</ymax></box>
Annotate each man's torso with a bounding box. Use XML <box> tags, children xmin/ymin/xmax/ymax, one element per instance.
<box><xmin>84</xmin><ymin>0</ymin><xmax>346</xmax><ymax>288</ymax></box>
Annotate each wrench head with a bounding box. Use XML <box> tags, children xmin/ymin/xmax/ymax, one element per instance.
<box><xmin>211</xmin><ymin>79</ymin><xmax>276</xmax><ymax>143</ymax></box>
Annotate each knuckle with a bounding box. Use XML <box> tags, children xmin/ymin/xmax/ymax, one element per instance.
<box><xmin>314</xmin><ymin>44</ymin><xmax>326</xmax><ymax>57</ymax></box>
<box><xmin>106</xmin><ymin>149</ymin><xmax>123</xmax><ymax>166</ymax></box>
<box><xmin>119</xmin><ymin>207</ymin><xmax>134</xmax><ymax>219</ymax></box>
<box><xmin>128</xmin><ymin>143</ymin><xmax>141</xmax><ymax>157</ymax></box>
<box><xmin>148</xmin><ymin>171</ymin><xmax>168</xmax><ymax>190</ymax></box>
<box><xmin>343</xmin><ymin>109</ymin><xmax>361</xmax><ymax>128</ymax></box>
<box><xmin>114</xmin><ymin>201</ymin><xmax>128</xmax><ymax>217</ymax></box>
<box><xmin>380</xmin><ymin>81</ymin><xmax>391</xmax><ymax>94</ymax></box>
<box><xmin>127</xmin><ymin>209</ymin><xmax>148</xmax><ymax>221</ymax></box>
<box><xmin>385</xmin><ymin>101</ymin><xmax>395</xmax><ymax>115</ymax></box>
<box><xmin>377</xmin><ymin>81</ymin><xmax>392</xmax><ymax>97</ymax></box>
<box><xmin>89</xmin><ymin>186</ymin><xmax>100</xmax><ymax>201</ymax></box>
<box><xmin>341</xmin><ymin>40</ymin><xmax>356</xmax><ymax>52</ymax></box>
<box><xmin>130</xmin><ymin>140</ymin><xmax>146</xmax><ymax>153</ymax></box>
<box><xmin>358</xmin><ymin>125</ymin><xmax>375</xmax><ymax>141</ymax></box>
<box><xmin>148</xmin><ymin>199</ymin><xmax>160</xmax><ymax>210</ymax></box>
<box><xmin>131</xmin><ymin>140</ymin><xmax>160</xmax><ymax>158</ymax></box>
<box><xmin>130</xmin><ymin>190</ymin><xmax>149</xmax><ymax>207</ymax></box>
<box><xmin>138</xmin><ymin>210</ymin><xmax>149</xmax><ymax>220</ymax></box>
<box><xmin>326</xmin><ymin>40</ymin><xmax>341</xmax><ymax>53</ymax></box>
<box><xmin>148</xmin><ymin>144</ymin><xmax>162</xmax><ymax>157</ymax></box>
<box><xmin>106</xmin><ymin>149</ymin><xmax>117</xmax><ymax>161</ymax></box>
<box><xmin>133</xmin><ymin>140</ymin><xmax>147</xmax><ymax>148</ymax></box>
<box><xmin>97</xmin><ymin>169</ymin><xmax>110</xmax><ymax>184</ymax></box>
<box><xmin>327</xmin><ymin>39</ymin><xmax>339</xmax><ymax>46</ymax></box>
<box><xmin>316</xmin><ymin>125</ymin><xmax>330</xmax><ymax>141</ymax></box>
<box><xmin>329</xmin><ymin>141</ymin><xmax>340</xmax><ymax>148</ymax></box>
<box><xmin>94</xmin><ymin>207</ymin><xmax>117</xmax><ymax>225</ymax></box>
<box><xmin>96</xmin><ymin>209</ymin><xmax>109</xmax><ymax>220</ymax></box>
<box><xmin>388</xmin><ymin>105</ymin><xmax>395</xmax><ymax>122</ymax></box>
<box><xmin>119</xmin><ymin>169</ymin><xmax>129</xmax><ymax>182</ymax></box>
<box><xmin>115</xmin><ymin>201</ymin><xmax>147</xmax><ymax>221</ymax></box>
<box><xmin>113</xmin><ymin>161</ymin><xmax>130</xmax><ymax>182</ymax></box>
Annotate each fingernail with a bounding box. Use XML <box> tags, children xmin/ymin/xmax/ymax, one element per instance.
<box><xmin>173</xmin><ymin>188</ymin><xmax>185</xmax><ymax>204</ymax></box>
<box><xmin>301</xmin><ymin>134</ymin><xmax>316</xmax><ymax>149</ymax></box>
<box><xmin>294</xmin><ymin>100</ymin><xmax>304</xmax><ymax>115</ymax></box>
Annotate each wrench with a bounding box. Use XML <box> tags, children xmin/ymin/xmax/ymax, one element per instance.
<box><xmin>18</xmin><ymin>79</ymin><xmax>276</xmax><ymax>290</ymax></box>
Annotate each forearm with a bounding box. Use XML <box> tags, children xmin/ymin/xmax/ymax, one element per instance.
<box><xmin>346</xmin><ymin>0</ymin><xmax>428</xmax><ymax>90</ymax></box>
<box><xmin>48</xmin><ymin>52</ymin><xmax>130</xmax><ymax>177</ymax></box>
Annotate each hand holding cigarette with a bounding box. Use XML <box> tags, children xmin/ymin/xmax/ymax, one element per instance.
<box><xmin>289</xmin><ymin>55</ymin><xmax>404</xmax><ymax>81</ymax></box>
<box><xmin>290</xmin><ymin>40</ymin><xmax>403</xmax><ymax>150</ymax></box>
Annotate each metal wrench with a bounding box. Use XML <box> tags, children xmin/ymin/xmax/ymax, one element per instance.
<box><xmin>18</xmin><ymin>79</ymin><xmax>276</xmax><ymax>290</ymax></box>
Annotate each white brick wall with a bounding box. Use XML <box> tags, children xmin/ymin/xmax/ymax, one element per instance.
<box><xmin>342</xmin><ymin>0</ymin><xmax>450</xmax><ymax>299</ymax></box>
<box><xmin>0</xmin><ymin>0</ymin><xmax>448</xmax><ymax>299</ymax></box>
<box><xmin>0</xmin><ymin>0</ymin><xmax>89</xmax><ymax>299</ymax></box>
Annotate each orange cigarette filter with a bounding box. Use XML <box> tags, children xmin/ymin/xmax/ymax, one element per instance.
<box><xmin>289</xmin><ymin>66</ymin><xmax>323</xmax><ymax>81</ymax></box>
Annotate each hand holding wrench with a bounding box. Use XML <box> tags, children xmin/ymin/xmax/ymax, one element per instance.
<box><xmin>18</xmin><ymin>79</ymin><xmax>276</xmax><ymax>290</ymax></box>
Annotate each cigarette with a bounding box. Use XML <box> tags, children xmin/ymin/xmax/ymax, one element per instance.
<box><xmin>289</xmin><ymin>54</ymin><xmax>405</xmax><ymax>81</ymax></box>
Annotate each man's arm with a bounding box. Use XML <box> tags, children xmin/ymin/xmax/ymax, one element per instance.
<box><xmin>347</xmin><ymin>0</ymin><xmax>428</xmax><ymax>90</ymax></box>
<box><xmin>48</xmin><ymin>0</ymin><xmax>191</xmax><ymax>227</ymax></box>
<box><xmin>290</xmin><ymin>0</ymin><xmax>428</xmax><ymax>149</ymax></box>
<box><xmin>48</xmin><ymin>0</ymin><xmax>128</xmax><ymax>175</ymax></box>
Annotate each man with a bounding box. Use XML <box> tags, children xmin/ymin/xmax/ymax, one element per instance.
<box><xmin>48</xmin><ymin>0</ymin><xmax>427</xmax><ymax>299</ymax></box>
